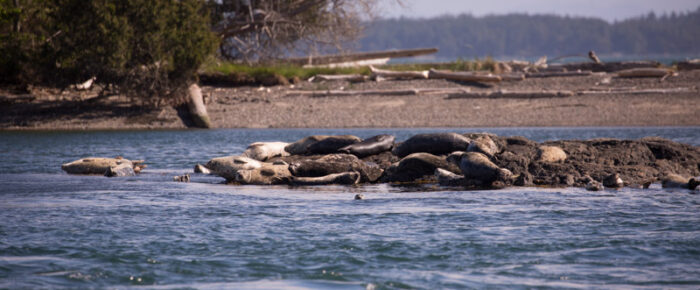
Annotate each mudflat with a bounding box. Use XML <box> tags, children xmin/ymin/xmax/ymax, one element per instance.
<box><xmin>2</xmin><ymin>70</ymin><xmax>699</xmax><ymax>130</ymax></box>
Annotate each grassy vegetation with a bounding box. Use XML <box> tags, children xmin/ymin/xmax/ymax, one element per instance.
<box><xmin>199</xmin><ymin>57</ymin><xmax>500</xmax><ymax>85</ymax></box>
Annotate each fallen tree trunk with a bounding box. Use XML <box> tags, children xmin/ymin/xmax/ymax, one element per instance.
<box><xmin>526</xmin><ymin>70</ymin><xmax>593</xmax><ymax>78</ymax></box>
<box><xmin>285</xmin><ymin>88</ymin><xmax>469</xmax><ymax>98</ymax></box>
<box><xmin>186</xmin><ymin>84</ymin><xmax>212</xmax><ymax>128</ymax></box>
<box><xmin>677</xmin><ymin>59</ymin><xmax>700</xmax><ymax>71</ymax></box>
<box><xmin>545</xmin><ymin>61</ymin><xmax>660</xmax><ymax>73</ymax></box>
<box><xmin>369</xmin><ymin>65</ymin><xmax>428</xmax><ymax>80</ymax></box>
<box><xmin>498</xmin><ymin>73</ymin><xmax>526</xmax><ymax>81</ymax></box>
<box><xmin>446</xmin><ymin>90</ymin><xmax>574</xmax><ymax>99</ymax></box>
<box><xmin>616</xmin><ymin>68</ymin><xmax>673</xmax><ymax>78</ymax></box>
<box><xmin>309</xmin><ymin>74</ymin><xmax>368</xmax><ymax>82</ymax></box>
<box><xmin>428</xmin><ymin>69</ymin><xmax>502</xmax><ymax>83</ymax></box>
<box><xmin>577</xmin><ymin>87</ymin><xmax>696</xmax><ymax>95</ymax></box>
<box><xmin>282</xmin><ymin>48</ymin><xmax>439</xmax><ymax>66</ymax></box>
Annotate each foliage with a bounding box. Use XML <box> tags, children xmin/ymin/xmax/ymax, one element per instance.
<box><xmin>208</xmin><ymin>0</ymin><xmax>382</xmax><ymax>63</ymax></box>
<box><xmin>360</xmin><ymin>8</ymin><xmax>700</xmax><ymax>58</ymax></box>
<box><xmin>0</xmin><ymin>0</ymin><xmax>217</xmax><ymax>106</ymax></box>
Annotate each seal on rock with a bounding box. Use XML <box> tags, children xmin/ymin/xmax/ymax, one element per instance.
<box><xmin>536</xmin><ymin>146</ymin><xmax>567</xmax><ymax>163</ymax></box>
<box><xmin>205</xmin><ymin>155</ymin><xmax>262</xmax><ymax>181</ymax></box>
<box><xmin>339</xmin><ymin>134</ymin><xmax>395</xmax><ymax>158</ymax></box>
<box><xmin>194</xmin><ymin>164</ymin><xmax>211</xmax><ymax>174</ymax></box>
<box><xmin>288</xmin><ymin>154</ymin><xmax>383</xmax><ymax>183</ymax></box>
<box><xmin>603</xmin><ymin>173</ymin><xmax>624</xmax><ymax>188</ymax></box>
<box><xmin>285</xmin><ymin>135</ymin><xmax>331</xmax><ymax>155</ymax></box>
<box><xmin>661</xmin><ymin>174</ymin><xmax>695</xmax><ymax>189</ymax></box>
<box><xmin>447</xmin><ymin>152</ymin><xmax>511</xmax><ymax>184</ymax></box>
<box><xmin>467</xmin><ymin>135</ymin><xmax>499</xmax><ymax>157</ymax></box>
<box><xmin>62</xmin><ymin>157</ymin><xmax>143</xmax><ymax>176</ymax></box>
<box><xmin>243</xmin><ymin>142</ymin><xmax>290</xmax><ymax>161</ymax></box>
<box><xmin>289</xmin><ymin>171</ymin><xmax>361</xmax><ymax>186</ymax></box>
<box><xmin>392</xmin><ymin>133</ymin><xmax>471</xmax><ymax>158</ymax></box>
<box><xmin>234</xmin><ymin>163</ymin><xmax>291</xmax><ymax>185</ymax></box>
<box><xmin>306</xmin><ymin>135</ymin><xmax>362</xmax><ymax>155</ymax></box>
<box><xmin>382</xmin><ymin>152</ymin><xmax>461</xmax><ymax>183</ymax></box>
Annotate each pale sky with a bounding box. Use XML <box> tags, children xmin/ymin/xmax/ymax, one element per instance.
<box><xmin>379</xmin><ymin>0</ymin><xmax>700</xmax><ymax>22</ymax></box>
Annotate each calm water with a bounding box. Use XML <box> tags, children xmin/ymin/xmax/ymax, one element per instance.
<box><xmin>1</xmin><ymin>127</ymin><xmax>699</xmax><ymax>289</ymax></box>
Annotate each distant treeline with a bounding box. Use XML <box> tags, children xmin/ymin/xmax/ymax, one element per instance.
<box><xmin>359</xmin><ymin>8</ymin><xmax>700</xmax><ymax>58</ymax></box>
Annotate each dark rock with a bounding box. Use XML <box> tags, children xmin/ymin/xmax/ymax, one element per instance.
<box><xmin>560</xmin><ymin>174</ymin><xmax>575</xmax><ymax>186</ymax></box>
<box><xmin>603</xmin><ymin>173</ymin><xmax>624</xmax><ymax>188</ymax></box>
<box><xmin>105</xmin><ymin>163</ymin><xmax>136</xmax><ymax>177</ymax></box>
<box><xmin>354</xmin><ymin>194</ymin><xmax>365</xmax><ymax>200</ymax></box>
<box><xmin>514</xmin><ymin>172</ymin><xmax>533</xmax><ymax>186</ymax></box>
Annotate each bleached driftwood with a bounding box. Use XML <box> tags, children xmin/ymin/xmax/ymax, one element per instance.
<box><xmin>446</xmin><ymin>90</ymin><xmax>574</xmax><ymax>99</ymax></box>
<box><xmin>72</xmin><ymin>77</ymin><xmax>96</xmax><ymax>91</ymax></box>
<box><xmin>546</xmin><ymin>61</ymin><xmax>660</xmax><ymax>73</ymax></box>
<box><xmin>285</xmin><ymin>88</ymin><xmax>469</xmax><ymax>98</ymax></box>
<box><xmin>616</xmin><ymin>68</ymin><xmax>673</xmax><ymax>78</ymax></box>
<box><xmin>577</xmin><ymin>87</ymin><xmax>696</xmax><ymax>95</ymax></box>
<box><xmin>369</xmin><ymin>65</ymin><xmax>429</xmax><ymax>80</ymax></box>
<box><xmin>498</xmin><ymin>73</ymin><xmax>526</xmax><ymax>81</ymax></box>
<box><xmin>428</xmin><ymin>69</ymin><xmax>502</xmax><ymax>83</ymax></box>
<box><xmin>283</xmin><ymin>47</ymin><xmax>439</xmax><ymax>66</ymax></box>
<box><xmin>525</xmin><ymin>70</ymin><xmax>593</xmax><ymax>78</ymax></box>
<box><xmin>308</xmin><ymin>74</ymin><xmax>368</xmax><ymax>82</ymax></box>
<box><xmin>187</xmin><ymin>84</ymin><xmax>212</xmax><ymax>128</ymax></box>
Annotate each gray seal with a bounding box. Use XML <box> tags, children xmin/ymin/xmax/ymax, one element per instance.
<box><xmin>392</xmin><ymin>133</ymin><xmax>471</xmax><ymax>158</ymax></box>
<box><xmin>339</xmin><ymin>134</ymin><xmax>395</xmax><ymax>158</ymax></box>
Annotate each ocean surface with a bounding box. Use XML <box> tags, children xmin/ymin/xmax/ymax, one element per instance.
<box><xmin>1</xmin><ymin>127</ymin><xmax>699</xmax><ymax>289</ymax></box>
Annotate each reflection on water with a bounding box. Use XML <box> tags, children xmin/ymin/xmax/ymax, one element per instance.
<box><xmin>0</xmin><ymin>127</ymin><xmax>699</xmax><ymax>288</ymax></box>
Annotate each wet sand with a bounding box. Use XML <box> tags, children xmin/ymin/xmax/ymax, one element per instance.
<box><xmin>2</xmin><ymin>70</ymin><xmax>699</xmax><ymax>129</ymax></box>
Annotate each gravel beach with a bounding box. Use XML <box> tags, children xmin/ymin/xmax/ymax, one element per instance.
<box><xmin>2</xmin><ymin>70</ymin><xmax>699</xmax><ymax>130</ymax></box>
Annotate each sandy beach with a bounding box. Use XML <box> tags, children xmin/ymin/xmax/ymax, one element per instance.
<box><xmin>2</xmin><ymin>70</ymin><xmax>699</xmax><ymax>130</ymax></box>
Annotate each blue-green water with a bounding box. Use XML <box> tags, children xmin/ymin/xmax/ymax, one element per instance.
<box><xmin>1</xmin><ymin>127</ymin><xmax>699</xmax><ymax>289</ymax></box>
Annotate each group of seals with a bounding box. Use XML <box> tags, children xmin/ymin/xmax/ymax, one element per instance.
<box><xmin>61</xmin><ymin>132</ymin><xmax>700</xmax><ymax>192</ymax></box>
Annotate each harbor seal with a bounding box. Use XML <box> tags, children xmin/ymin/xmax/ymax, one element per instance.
<box><xmin>382</xmin><ymin>152</ymin><xmax>461</xmax><ymax>183</ymax></box>
<box><xmin>289</xmin><ymin>171</ymin><xmax>361</xmax><ymax>186</ymax></box>
<box><xmin>62</xmin><ymin>157</ymin><xmax>141</xmax><ymax>176</ymax></box>
<box><xmin>306</xmin><ymin>135</ymin><xmax>362</xmax><ymax>155</ymax></box>
<box><xmin>447</xmin><ymin>152</ymin><xmax>511</xmax><ymax>183</ymax></box>
<box><xmin>205</xmin><ymin>155</ymin><xmax>262</xmax><ymax>181</ymax></box>
<box><xmin>339</xmin><ymin>134</ymin><xmax>395</xmax><ymax>158</ymax></box>
<box><xmin>285</xmin><ymin>135</ymin><xmax>332</xmax><ymax>155</ymax></box>
<box><xmin>467</xmin><ymin>135</ymin><xmax>499</xmax><ymax>157</ymax></box>
<box><xmin>392</xmin><ymin>133</ymin><xmax>471</xmax><ymax>158</ymax></box>
<box><xmin>234</xmin><ymin>163</ymin><xmax>291</xmax><ymax>185</ymax></box>
<box><xmin>243</xmin><ymin>142</ymin><xmax>290</xmax><ymax>161</ymax></box>
<box><xmin>536</xmin><ymin>146</ymin><xmax>567</xmax><ymax>163</ymax></box>
<box><xmin>288</xmin><ymin>154</ymin><xmax>383</xmax><ymax>183</ymax></box>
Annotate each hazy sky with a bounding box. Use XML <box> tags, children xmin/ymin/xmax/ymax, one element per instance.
<box><xmin>379</xmin><ymin>0</ymin><xmax>700</xmax><ymax>22</ymax></box>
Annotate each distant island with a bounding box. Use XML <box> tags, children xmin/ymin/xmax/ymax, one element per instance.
<box><xmin>360</xmin><ymin>7</ymin><xmax>700</xmax><ymax>59</ymax></box>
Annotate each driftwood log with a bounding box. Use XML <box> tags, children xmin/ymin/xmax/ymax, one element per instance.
<box><xmin>309</xmin><ymin>74</ymin><xmax>368</xmax><ymax>82</ymax></box>
<box><xmin>187</xmin><ymin>84</ymin><xmax>212</xmax><ymax>128</ymax></box>
<box><xmin>283</xmin><ymin>48</ymin><xmax>438</xmax><ymax>66</ymax></box>
<box><xmin>498</xmin><ymin>73</ymin><xmax>526</xmax><ymax>81</ymax></box>
<box><xmin>526</xmin><ymin>70</ymin><xmax>593</xmax><ymax>78</ymax></box>
<box><xmin>616</xmin><ymin>68</ymin><xmax>673</xmax><ymax>78</ymax></box>
<box><xmin>677</xmin><ymin>59</ymin><xmax>700</xmax><ymax>71</ymax></box>
<box><xmin>545</xmin><ymin>61</ymin><xmax>660</xmax><ymax>73</ymax></box>
<box><xmin>428</xmin><ymin>69</ymin><xmax>502</xmax><ymax>83</ymax></box>
<box><xmin>578</xmin><ymin>87</ymin><xmax>696</xmax><ymax>95</ymax></box>
<box><xmin>285</xmin><ymin>88</ymin><xmax>469</xmax><ymax>98</ymax></box>
<box><xmin>369</xmin><ymin>65</ymin><xmax>428</xmax><ymax>80</ymax></box>
<box><xmin>446</xmin><ymin>90</ymin><xmax>574</xmax><ymax>99</ymax></box>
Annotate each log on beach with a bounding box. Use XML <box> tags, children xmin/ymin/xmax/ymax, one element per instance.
<box><xmin>546</xmin><ymin>61</ymin><xmax>660</xmax><ymax>73</ymax></box>
<box><xmin>677</xmin><ymin>59</ymin><xmax>700</xmax><ymax>71</ymax></box>
<box><xmin>369</xmin><ymin>65</ymin><xmax>429</xmax><ymax>80</ymax></box>
<box><xmin>446</xmin><ymin>90</ymin><xmax>574</xmax><ymax>99</ymax></box>
<box><xmin>616</xmin><ymin>68</ymin><xmax>674</xmax><ymax>78</ymax></box>
<box><xmin>285</xmin><ymin>88</ymin><xmax>470</xmax><ymax>98</ymax></box>
<box><xmin>309</xmin><ymin>74</ymin><xmax>368</xmax><ymax>82</ymax></box>
<box><xmin>525</xmin><ymin>70</ymin><xmax>593</xmax><ymax>78</ymax></box>
<box><xmin>428</xmin><ymin>69</ymin><xmax>502</xmax><ymax>83</ymax></box>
